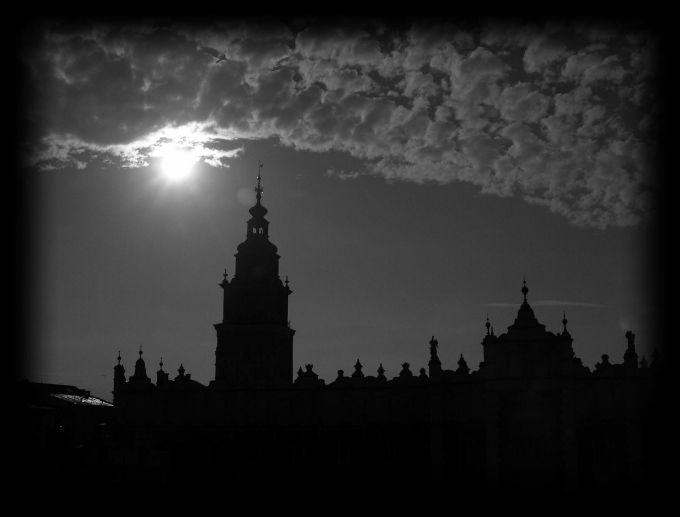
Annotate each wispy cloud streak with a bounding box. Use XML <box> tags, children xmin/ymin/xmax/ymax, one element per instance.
<box><xmin>485</xmin><ymin>300</ymin><xmax>607</xmax><ymax>308</ymax></box>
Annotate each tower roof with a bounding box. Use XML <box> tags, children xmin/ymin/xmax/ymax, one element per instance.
<box><xmin>508</xmin><ymin>279</ymin><xmax>543</xmax><ymax>331</ymax></box>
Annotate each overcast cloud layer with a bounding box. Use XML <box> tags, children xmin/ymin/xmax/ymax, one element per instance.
<box><xmin>21</xmin><ymin>19</ymin><xmax>658</xmax><ymax>229</ymax></box>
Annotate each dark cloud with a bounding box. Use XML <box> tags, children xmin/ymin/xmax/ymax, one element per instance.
<box><xmin>23</xmin><ymin>20</ymin><xmax>658</xmax><ymax>229</ymax></box>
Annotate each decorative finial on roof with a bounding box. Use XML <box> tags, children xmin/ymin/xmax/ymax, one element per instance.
<box><xmin>352</xmin><ymin>359</ymin><xmax>364</xmax><ymax>379</ymax></box>
<box><xmin>562</xmin><ymin>312</ymin><xmax>568</xmax><ymax>332</ymax></box>
<box><xmin>377</xmin><ymin>363</ymin><xmax>385</xmax><ymax>378</ymax></box>
<box><xmin>457</xmin><ymin>354</ymin><xmax>470</xmax><ymax>374</ymax></box>
<box><xmin>159</xmin><ymin>356</ymin><xmax>164</xmax><ymax>370</ymax></box>
<box><xmin>139</xmin><ymin>346</ymin><xmax>143</xmax><ymax>358</ymax></box>
<box><xmin>117</xmin><ymin>351</ymin><xmax>121</xmax><ymax>365</ymax></box>
<box><xmin>522</xmin><ymin>278</ymin><xmax>528</xmax><ymax>302</ymax></box>
<box><xmin>485</xmin><ymin>314</ymin><xmax>491</xmax><ymax>335</ymax></box>
<box><xmin>178</xmin><ymin>364</ymin><xmax>185</xmax><ymax>376</ymax></box>
<box><xmin>223</xmin><ymin>269</ymin><xmax>228</xmax><ymax>281</ymax></box>
<box><xmin>255</xmin><ymin>161</ymin><xmax>263</xmax><ymax>201</ymax></box>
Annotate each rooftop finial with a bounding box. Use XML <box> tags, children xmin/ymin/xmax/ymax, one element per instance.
<box><xmin>522</xmin><ymin>278</ymin><xmax>528</xmax><ymax>302</ymax></box>
<box><xmin>255</xmin><ymin>161</ymin><xmax>263</xmax><ymax>201</ymax></box>
<box><xmin>159</xmin><ymin>356</ymin><xmax>164</xmax><ymax>370</ymax></box>
<box><xmin>117</xmin><ymin>351</ymin><xmax>121</xmax><ymax>364</ymax></box>
<box><xmin>485</xmin><ymin>314</ymin><xmax>491</xmax><ymax>335</ymax></box>
<box><xmin>139</xmin><ymin>345</ymin><xmax>143</xmax><ymax>358</ymax></box>
<box><xmin>562</xmin><ymin>311</ymin><xmax>568</xmax><ymax>332</ymax></box>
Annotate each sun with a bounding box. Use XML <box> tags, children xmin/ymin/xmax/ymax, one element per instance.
<box><xmin>159</xmin><ymin>146</ymin><xmax>199</xmax><ymax>182</ymax></box>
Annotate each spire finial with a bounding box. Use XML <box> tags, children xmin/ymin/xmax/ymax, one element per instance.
<box><xmin>139</xmin><ymin>345</ymin><xmax>143</xmax><ymax>358</ymax></box>
<box><xmin>117</xmin><ymin>350</ymin><xmax>121</xmax><ymax>364</ymax></box>
<box><xmin>485</xmin><ymin>314</ymin><xmax>491</xmax><ymax>335</ymax></box>
<box><xmin>521</xmin><ymin>278</ymin><xmax>528</xmax><ymax>302</ymax></box>
<box><xmin>159</xmin><ymin>356</ymin><xmax>164</xmax><ymax>370</ymax></box>
<box><xmin>255</xmin><ymin>161</ymin><xmax>263</xmax><ymax>201</ymax></box>
<box><xmin>562</xmin><ymin>311</ymin><xmax>568</xmax><ymax>331</ymax></box>
<box><xmin>223</xmin><ymin>269</ymin><xmax>228</xmax><ymax>281</ymax></box>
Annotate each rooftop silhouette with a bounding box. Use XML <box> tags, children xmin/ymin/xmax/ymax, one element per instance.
<box><xmin>19</xmin><ymin>170</ymin><xmax>662</xmax><ymax>494</ymax></box>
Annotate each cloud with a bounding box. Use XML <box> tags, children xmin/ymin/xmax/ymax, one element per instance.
<box><xmin>485</xmin><ymin>300</ymin><xmax>606</xmax><ymax>308</ymax></box>
<box><xmin>21</xmin><ymin>20</ymin><xmax>658</xmax><ymax>229</ymax></box>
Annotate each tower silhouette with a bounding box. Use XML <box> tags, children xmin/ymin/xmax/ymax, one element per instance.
<box><xmin>212</xmin><ymin>167</ymin><xmax>295</xmax><ymax>388</ymax></box>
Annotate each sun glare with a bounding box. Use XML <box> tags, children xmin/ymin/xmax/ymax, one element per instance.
<box><xmin>159</xmin><ymin>146</ymin><xmax>199</xmax><ymax>182</ymax></box>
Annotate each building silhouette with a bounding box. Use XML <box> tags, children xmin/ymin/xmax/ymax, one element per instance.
<box><xmin>17</xmin><ymin>172</ymin><xmax>661</xmax><ymax>494</ymax></box>
<box><xmin>103</xmin><ymin>173</ymin><xmax>661</xmax><ymax>492</ymax></box>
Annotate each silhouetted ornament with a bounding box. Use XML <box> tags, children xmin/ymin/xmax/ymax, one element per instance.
<box><xmin>352</xmin><ymin>359</ymin><xmax>364</xmax><ymax>379</ymax></box>
<box><xmin>508</xmin><ymin>279</ymin><xmax>542</xmax><ymax>331</ymax></box>
<box><xmin>429</xmin><ymin>336</ymin><xmax>439</xmax><ymax>359</ymax></box>
<box><xmin>624</xmin><ymin>330</ymin><xmax>639</xmax><ymax>367</ymax></box>
<box><xmin>295</xmin><ymin>364</ymin><xmax>324</xmax><ymax>387</ymax></box>
<box><xmin>114</xmin><ymin>351</ymin><xmax>126</xmax><ymax>383</ymax></box>
<box><xmin>399</xmin><ymin>363</ymin><xmax>413</xmax><ymax>377</ymax></box>
<box><xmin>485</xmin><ymin>315</ymin><xmax>491</xmax><ymax>335</ymax></box>
<box><xmin>594</xmin><ymin>354</ymin><xmax>612</xmax><ymax>375</ymax></box>
<box><xmin>457</xmin><ymin>354</ymin><xmax>470</xmax><ymax>375</ymax></box>
<box><xmin>156</xmin><ymin>357</ymin><xmax>169</xmax><ymax>386</ymax></box>
<box><xmin>178</xmin><ymin>364</ymin><xmax>186</xmax><ymax>377</ymax></box>
<box><xmin>377</xmin><ymin>363</ymin><xmax>386</xmax><ymax>380</ymax></box>
<box><xmin>131</xmin><ymin>346</ymin><xmax>149</xmax><ymax>381</ymax></box>
<box><xmin>255</xmin><ymin>162</ymin><xmax>264</xmax><ymax>200</ymax></box>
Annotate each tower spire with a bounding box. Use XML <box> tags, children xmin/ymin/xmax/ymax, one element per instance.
<box><xmin>522</xmin><ymin>278</ymin><xmax>528</xmax><ymax>303</ymax></box>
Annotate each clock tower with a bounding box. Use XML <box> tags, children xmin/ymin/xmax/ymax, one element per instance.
<box><xmin>212</xmin><ymin>168</ymin><xmax>295</xmax><ymax>388</ymax></box>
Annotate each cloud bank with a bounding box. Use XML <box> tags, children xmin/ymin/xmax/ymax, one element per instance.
<box><xmin>21</xmin><ymin>19</ymin><xmax>658</xmax><ymax>229</ymax></box>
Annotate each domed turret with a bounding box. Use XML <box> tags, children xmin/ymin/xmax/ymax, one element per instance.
<box><xmin>131</xmin><ymin>347</ymin><xmax>150</xmax><ymax>382</ymax></box>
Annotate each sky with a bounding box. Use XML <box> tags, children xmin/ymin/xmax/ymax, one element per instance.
<box><xmin>17</xmin><ymin>18</ymin><xmax>660</xmax><ymax>400</ymax></box>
